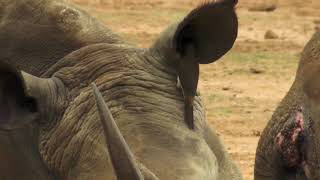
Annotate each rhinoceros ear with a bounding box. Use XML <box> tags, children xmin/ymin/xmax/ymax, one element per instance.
<box><xmin>0</xmin><ymin>62</ymin><xmax>38</xmax><ymax>130</ymax></box>
<box><xmin>173</xmin><ymin>0</ymin><xmax>238</xmax><ymax>64</ymax></box>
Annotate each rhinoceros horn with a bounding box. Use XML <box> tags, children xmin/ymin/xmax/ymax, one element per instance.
<box><xmin>92</xmin><ymin>83</ymin><xmax>144</xmax><ymax>180</ymax></box>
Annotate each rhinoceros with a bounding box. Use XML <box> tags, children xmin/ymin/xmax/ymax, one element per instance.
<box><xmin>255</xmin><ymin>32</ymin><xmax>320</xmax><ymax>179</ymax></box>
<box><xmin>0</xmin><ymin>0</ymin><xmax>241</xmax><ymax>179</ymax></box>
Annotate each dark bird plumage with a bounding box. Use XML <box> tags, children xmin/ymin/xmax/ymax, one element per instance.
<box><xmin>174</xmin><ymin>0</ymin><xmax>238</xmax><ymax>129</ymax></box>
<box><xmin>177</xmin><ymin>45</ymin><xmax>199</xmax><ymax>129</ymax></box>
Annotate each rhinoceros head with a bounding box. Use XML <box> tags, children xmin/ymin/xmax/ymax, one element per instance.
<box><xmin>0</xmin><ymin>0</ymin><xmax>240</xmax><ymax>179</ymax></box>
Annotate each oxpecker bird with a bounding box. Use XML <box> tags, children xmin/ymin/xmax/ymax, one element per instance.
<box><xmin>175</xmin><ymin>0</ymin><xmax>238</xmax><ymax>129</ymax></box>
<box><xmin>177</xmin><ymin>45</ymin><xmax>199</xmax><ymax>130</ymax></box>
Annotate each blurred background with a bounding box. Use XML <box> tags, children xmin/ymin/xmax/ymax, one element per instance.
<box><xmin>69</xmin><ymin>0</ymin><xmax>320</xmax><ymax>179</ymax></box>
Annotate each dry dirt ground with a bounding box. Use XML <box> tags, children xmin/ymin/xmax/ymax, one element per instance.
<box><xmin>70</xmin><ymin>0</ymin><xmax>320</xmax><ymax>179</ymax></box>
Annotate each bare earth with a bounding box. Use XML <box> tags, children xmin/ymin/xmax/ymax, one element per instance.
<box><xmin>70</xmin><ymin>0</ymin><xmax>320</xmax><ymax>179</ymax></box>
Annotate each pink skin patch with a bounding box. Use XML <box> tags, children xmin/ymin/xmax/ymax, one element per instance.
<box><xmin>292</xmin><ymin>109</ymin><xmax>304</xmax><ymax>142</ymax></box>
<box><xmin>276</xmin><ymin>106</ymin><xmax>305</xmax><ymax>169</ymax></box>
<box><xmin>276</xmin><ymin>134</ymin><xmax>284</xmax><ymax>146</ymax></box>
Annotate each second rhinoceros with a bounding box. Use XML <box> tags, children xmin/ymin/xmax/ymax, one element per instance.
<box><xmin>255</xmin><ymin>31</ymin><xmax>320</xmax><ymax>180</ymax></box>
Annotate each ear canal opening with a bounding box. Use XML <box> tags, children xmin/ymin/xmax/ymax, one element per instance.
<box><xmin>21</xmin><ymin>97</ymin><xmax>38</xmax><ymax>113</ymax></box>
<box><xmin>176</xmin><ymin>25</ymin><xmax>196</xmax><ymax>57</ymax></box>
<box><xmin>2</xmin><ymin>67</ymin><xmax>38</xmax><ymax>112</ymax></box>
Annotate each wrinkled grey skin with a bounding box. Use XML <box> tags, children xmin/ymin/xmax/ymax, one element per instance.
<box><xmin>0</xmin><ymin>0</ymin><xmax>241</xmax><ymax>179</ymax></box>
<box><xmin>255</xmin><ymin>32</ymin><xmax>320</xmax><ymax>180</ymax></box>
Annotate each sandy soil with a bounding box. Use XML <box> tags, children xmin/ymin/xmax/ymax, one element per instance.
<box><xmin>70</xmin><ymin>0</ymin><xmax>320</xmax><ymax>179</ymax></box>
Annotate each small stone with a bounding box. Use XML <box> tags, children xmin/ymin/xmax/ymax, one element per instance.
<box><xmin>222</xmin><ymin>87</ymin><xmax>231</xmax><ymax>91</ymax></box>
<box><xmin>313</xmin><ymin>19</ymin><xmax>320</xmax><ymax>25</ymax></box>
<box><xmin>249</xmin><ymin>67</ymin><xmax>264</xmax><ymax>74</ymax></box>
<box><xmin>263</xmin><ymin>108</ymin><xmax>271</xmax><ymax>112</ymax></box>
<box><xmin>252</xmin><ymin>130</ymin><xmax>261</xmax><ymax>137</ymax></box>
<box><xmin>264</xmin><ymin>30</ymin><xmax>279</xmax><ymax>39</ymax></box>
<box><xmin>249</xmin><ymin>3</ymin><xmax>277</xmax><ymax>12</ymax></box>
